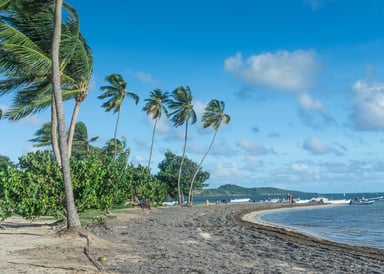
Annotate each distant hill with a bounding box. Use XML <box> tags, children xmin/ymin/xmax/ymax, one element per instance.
<box><xmin>195</xmin><ymin>184</ymin><xmax>316</xmax><ymax>197</ymax></box>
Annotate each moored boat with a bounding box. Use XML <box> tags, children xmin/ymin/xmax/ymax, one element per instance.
<box><xmin>328</xmin><ymin>199</ymin><xmax>351</xmax><ymax>204</ymax></box>
<box><xmin>349</xmin><ymin>198</ymin><xmax>375</xmax><ymax>205</ymax></box>
<box><xmin>230</xmin><ymin>198</ymin><xmax>251</xmax><ymax>203</ymax></box>
<box><xmin>367</xmin><ymin>196</ymin><xmax>384</xmax><ymax>201</ymax></box>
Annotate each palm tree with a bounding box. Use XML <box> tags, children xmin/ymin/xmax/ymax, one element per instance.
<box><xmin>187</xmin><ymin>99</ymin><xmax>230</xmax><ymax>205</ymax></box>
<box><xmin>0</xmin><ymin>0</ymin><xmax>93</xmax><ymax>163</ymax></box>
<box><xmin>29</xmin><ymin>122</ymin><xmax>52</xmax><ymax>148</ymax></box>
<box><xmin>168</xmin><ymin>86</ymin><xmax>196</xmax><ymax>205</ymax></box>
<box><xmin>98</xmin><ymin>74</ymin><xmax>139</xmax><ymax>160</ymax></box>
<box><xmin>143</xmin><ymin>89</ymin><xmax>170</xmax><ymax>169</ymax></box>
<box><xmin>51</xmin><ymin>0</ymin><xmax>80</xmax><ymax>229</ymax></box>
<box><xmin>102</xmin><ymin>136</ymin><xmax>129</xmax><ymax>159</ymax></box>
<box><xmin>72</xmin><ymin>121</ymin><xmax>98</xmax><ymax>153</ymax></box>
<box><xmin>29</xmin><ymin>121</ymin><xmax>98</xmax><ymax>154</ymax></box>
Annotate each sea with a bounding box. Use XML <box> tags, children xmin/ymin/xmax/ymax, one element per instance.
<box><xmin>195</xmin><ymin>192</ymin><xmax>384</xmax><ymax>250</ymax></box>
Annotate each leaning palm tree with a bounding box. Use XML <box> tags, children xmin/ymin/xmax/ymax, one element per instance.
<box><xmin>143</xmin><ymin>89</ymin><xmax>170</xmax><ymax>169</ymax></box>
<box><xmin>51</xmin><ymin>0</ymin><xmax>80</xmax><ymax>229</ymax></box>
<box><xmin>187</xmin><ymin>99</ymin><xmax>230</xmax><ymax>205</ymax></box>
<box><xmin>98</xmin><ymin>74</ymin><xmax>139</xmax><ymax>160</ymax></box>
<box><xmin>168</xmin><ymin>86</ymin><xmax>196</xmax><ymax>205</ymax></box>
<box><xmin>0</xmin><ymin>0</ymin><xmax>93</xmax><ymax>163</ymax></box>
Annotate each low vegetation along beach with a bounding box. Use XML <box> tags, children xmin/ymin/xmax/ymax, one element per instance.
<box><xmin>1</xmin><ymin>202</ymin><xmax>384</xmax><ymax>274</ymax></box>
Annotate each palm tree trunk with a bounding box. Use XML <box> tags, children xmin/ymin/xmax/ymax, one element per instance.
<box><xmin>147</xmin><ymin>118</ymin><xmax>158</xmax><ymax>169</ymax></box>
<box><xmin>52</xmin><ymin>0</ymin><xmax>80</xmax><ymax>230</ymax></box>
<box><xmin>188</xmin><ymin>129</ymin><xmax>218</xmax><ymax>205</ymax></box>
<box><xmin>113</xmin><ymin>110</ymin><xmax>120</xmax><ymax>160</ymax></box>
<box><xmin>177</xmin><ymin>121</ymin><xmax>188</xmax><ymax>205</ymax></box>
<box><xmin>67</xmin><ymin>99</ymin><xmax>81</xmax><ymax>159</ymax></box>
<box><xmin>51</xmin><ymin>96</ymin><xmax>61</xmax><ymax>166</ymax></box>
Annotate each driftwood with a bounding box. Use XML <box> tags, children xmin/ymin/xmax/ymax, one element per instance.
<box><xmin>78</xmin><ymin>232</ymin><xmax>104</xmax><ymax>272</ymax></box>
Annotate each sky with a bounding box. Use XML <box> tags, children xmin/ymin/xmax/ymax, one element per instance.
<box><xmin>1</xmin><ymin>0</ymin><xmax>384</xmax><ymax>193</ymax></box>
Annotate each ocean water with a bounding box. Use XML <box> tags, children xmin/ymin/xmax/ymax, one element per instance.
<box><xmin>258</xmin><ymin>200</ymin><xmax>384</xmax><ymax>249</ymax></box>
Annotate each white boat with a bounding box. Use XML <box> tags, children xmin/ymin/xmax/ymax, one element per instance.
<box><xmin>230</xmin><ymin>198</ymin><xmax>251</xmax><ymax>203</ymax></box>
<box><xmin>349</xmin><ymin>198</ymin><xmax>375</xmax><ymax>205</ymax></box>
<box><xmin>367</xmin><ymin>196</ymin><xmax>383</xmax><ymax>201</ymax></box>
<box><xmin>310</xmin><ymin>197</ymin><xmax>330</xmax><ymax>204</ymax></box>
<box><xmin>328</xmin><ymin>199</ymin><xmax>351</xmax><ymax>204</ymax></box>
<box><xmin>162</xmin><ymin>201</ymin><xmax>178</xmax><ymax>206</ymax></box>
<box><xmin>294</xmin><ymin>199</ymin><xmax>311</xmax><ymax>204</ymax></box>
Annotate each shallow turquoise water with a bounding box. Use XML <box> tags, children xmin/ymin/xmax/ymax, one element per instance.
<box><xmin>258</xmin><ymin>201</ymin><xmax>384</xmax><ymax>249</ymax></box>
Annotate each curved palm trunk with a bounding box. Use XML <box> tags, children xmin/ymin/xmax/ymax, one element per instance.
<box><xmin>188</xmin><ymin>129</ymin><xmax>218</xmax><ymax>205</ymax></box>
<box><xmin>67</xmin><ymin>99</ymin><xmax>82</xmax><ymax>159</ymax></box>
<box><xmin>51</xmin><ymin>96</ymin><xmax>61</xmax><ymax>166</ymax></box>
<box><xmin>147</xmin><ymin>118</ymin><xmax>158</xmax><ymax>169</ymax></box>
<box><xmin>113</xmin><ymin>110</ymin><xmax>121</xmax><ymax>160</ymax></box>
<box><xmin>177</xmin><ymin>121</ymin><xmax>189</xmax><ymax>205</ymax></box>
<box><xmin>52</xmin><ymin>0</ymin><xmax>80</xmax><ymax>230</ymax></box>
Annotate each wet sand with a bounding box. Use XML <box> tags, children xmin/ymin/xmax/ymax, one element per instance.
<box><xmin>1</xmin><ymin>202</ymin><xmax>383</xmax><ymax>273</ymax></box>
<box><xmin>90</xmin><ymin>202</ymin><xmax>384</xmax><ymax>273</ymax></box>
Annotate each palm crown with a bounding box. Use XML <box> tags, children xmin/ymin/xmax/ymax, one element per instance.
<box><xmin>168</xmin><ymin>86</ymin><xmax>197</xmax><ymax>127</ymax></box>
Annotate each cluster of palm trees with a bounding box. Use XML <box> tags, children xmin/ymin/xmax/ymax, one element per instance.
<box><xmin>0</xmin><ymin>0</ymin><xmax>230</xmax><ymax>228</ymax></box>
<box><xmin>99</xmin><ymin>77</ymin><xmax>231</xmax><ymax>205</ymax></box>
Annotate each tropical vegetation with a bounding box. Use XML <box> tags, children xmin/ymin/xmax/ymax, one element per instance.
<box><xmin>98</xmin><ymin>73</ymin><xmax>139</xmax><ymax>160</ymax></box>
<box><xmin>168</xmin><ymin>86</ymin><xmax>197</xmax><ymax>205</ymax></box>
<box><xmin>0</xmin><ymin>2</ymin><xmax>231</xmax><ymax>226</ymax></box>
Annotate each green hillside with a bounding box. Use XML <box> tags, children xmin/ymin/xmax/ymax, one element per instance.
<box><xmin>195</xmin><ymin>184</ymin><xmax>316</xmax><ymax>197</ymax></box>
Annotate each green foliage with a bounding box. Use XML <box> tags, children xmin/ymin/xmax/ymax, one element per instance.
<box><xmin>0</xmin><ymin>150</ymin><xmax>64</xmax><ymax>220</ymax></box>
<box><xmin>0</xmin><ymin>168</ymin><xmax>14</xmax><ymax>222</ymax></box>
<box><xmin>0</xmin><ymin>148</ymin><xmax>187</xmax><ymax>222</ymax></box>
<box><xmin>127</xmin><ymin>164</ymin><xmax>167</xmax><ymax>204</ymax></box>
<box><xmin>157</xmin><ymin>150</ymin><xmax>209</xmax><ymax>200</ymax></box>
<box><xmin>0</xmin><ymin>154</ymin><xmax>14</xmax><ymax>172</ymax></box>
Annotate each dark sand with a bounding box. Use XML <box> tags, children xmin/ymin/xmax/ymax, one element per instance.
<box><xmin>88</xmin><ymin>202</ymin><xmax>384</xmax><ymax>273</ymax></box>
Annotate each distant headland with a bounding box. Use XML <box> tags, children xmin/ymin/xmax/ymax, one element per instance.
<box><xmin>195</xmin><ymin>184</ymin><xmax>316</xmax><ymax>197</ymax></box>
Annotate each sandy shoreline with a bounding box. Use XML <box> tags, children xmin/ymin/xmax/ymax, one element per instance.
<box><xmin>1</xmin><ymin>202</ymin><xmax>383</xmax><ymax>273</ymax></box>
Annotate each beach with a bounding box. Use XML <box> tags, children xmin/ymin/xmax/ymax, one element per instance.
<box><xmin>1</xmin><ymin>202</ymin><xmax>383</xmax><ymax>273</ymax></box>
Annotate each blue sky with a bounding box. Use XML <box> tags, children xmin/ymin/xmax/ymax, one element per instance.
<box><xmin>1</xmin><ymin>0</ymin><xmax>384</xmax><ymax>193</ymax></box>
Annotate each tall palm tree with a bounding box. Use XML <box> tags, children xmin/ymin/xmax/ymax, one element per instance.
<box><xmin>143</xmin><ymin>89</ymin><xmax>170</xmax><ymax>169</ymax></box>
<box><xmin>0</xmin><ymin>0</ymin><xmax>93</xmax><ymax>163</ymax></box>
<box><xmin>168</xmin><ymin>86</ymin><xmax>196</xmax><ymax>205</ymax></box>
<box><xmin>98</xmin><ymin>74</ymin><xmax>139</xmax><ymax>160</ymax></box>
<box><xmin>187</xmin><ymin>99</ymin><xmax>230</xmax><ymax>205</ymax></box>
<box><xmin>51</xmin><ymin>0</ymin><xmax>80</xmax><ymax>229</ymax></box>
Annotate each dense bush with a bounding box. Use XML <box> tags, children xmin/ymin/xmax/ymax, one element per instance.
<box><xmin>0</xmin><ymin>151</ymin><xmax>64</xmax><ymax>220</ymax></box>
<box><xmin>0</xmin><ymin>150</ymin><xmax>169</xmax><ymax>221</ymax></box>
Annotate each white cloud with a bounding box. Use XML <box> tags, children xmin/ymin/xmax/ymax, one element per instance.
<box><xmin>298</xmin><ymin>92</ymin><xmax>324</xmax><ymax>111</ymax></box>
<box><xmin>210</xmin><ymin>161</ymin><xmax>243</xmax><ymax>180</ymax></box>
<box><xmin>242</xmin><ymin>155</ymin><xmax>263</xmax><ymax>169</ymax></box>
<box><xmin>224</xmin><ymin>50</ymin><xmax>319</xmax><ymax>92</ymax></box>
<box><xmin>125</xmin><ymin>69</ymin><xmax>157</xmax><ymax>84</ymax></box>
<box><xmin>291</xmin><ymin>162</ymin><xmax>308</xmax><ymax>172</ymax></box>
<box><xmin>237</xmin><ymin>139</ymin><xmax>275</xmax><ymax>155</ymax></box>
<box><xmin>135</xmin><ymin>71</ymin><xmax>156</xmax><ymax>84</ymax></box>
<box><xmin>351</xmin><ymin>80</ymin><xmax>384</xmax><ymax>131</ymax></box>
<box><xmin>302</xmin><ymin>137</ymin><xmax>330</xmax><ymax>155</ymax></box>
